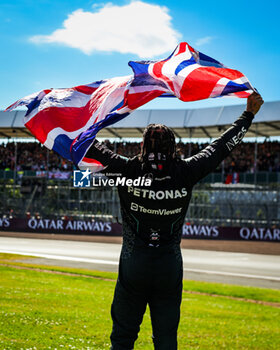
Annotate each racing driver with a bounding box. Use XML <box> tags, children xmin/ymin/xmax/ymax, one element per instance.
<box><xmin>86</xmin><ymin>92</ymin><xmax>263</xmax><ymax>350</ymax></box>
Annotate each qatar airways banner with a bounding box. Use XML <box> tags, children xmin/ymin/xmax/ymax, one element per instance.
<box><xmin>0</xmin><ymin>217</ymin><xmax>122</xmax><ymax>236</ymax></box>
<box><xmin>182</xmin><ymin>224</ymin><xmax>280</xmax><ymax>241</ymax></box>
<box><xmin>0</xmin><ymin>218</ymin><xmax>279</xmax><ymax>242</ymax></box>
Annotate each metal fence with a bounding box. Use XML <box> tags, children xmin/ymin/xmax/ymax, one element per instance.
<box><xmin>1</xmin><ymin>179</ymin><xmax>279</xmax><ymax>227</ymax></box>
<box><xmin>187</xmin><ymin>187</ymin><xmax>280</xmax><ymax>227</ymax></box>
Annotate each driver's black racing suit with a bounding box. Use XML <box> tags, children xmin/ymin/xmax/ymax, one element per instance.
<box><xmin>86</xmin><ymin>111</ymin><xmax>254</xmax><ymax>350</ymax></box>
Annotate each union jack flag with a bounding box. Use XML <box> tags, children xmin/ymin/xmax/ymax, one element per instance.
<box><xmin>6</xmin><ymin>42</ymin><xmax>254</xmax><ymax>171</ymax></box>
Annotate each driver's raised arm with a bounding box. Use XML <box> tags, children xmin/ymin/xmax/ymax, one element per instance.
<box><xmin>184</xmin><ymin>92</ymin><xmax>263</xmax><ymax>186</ymax></box>
<box><xmin>85</xmin><ymin>140</ymin><xmax>129</xmax><ymax>175</ymax></box>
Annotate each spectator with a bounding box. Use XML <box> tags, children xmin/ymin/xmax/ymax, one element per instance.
<box><xmin>0</xmin><ymin>140</ymin><xmax>280</xmax><ymax>173</ymax></box>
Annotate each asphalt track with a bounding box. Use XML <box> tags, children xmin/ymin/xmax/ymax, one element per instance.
<box><xmin>0</xmin><ymin>236</ymin><xmax>280</xmax><ymax>289</ymax></box>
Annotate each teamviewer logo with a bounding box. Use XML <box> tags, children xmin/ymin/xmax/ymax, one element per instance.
<box><xmin>73</xmin><ymin>169</ymin><xmax>91</xmax><ymax>187</ymax></box>
<box><xmin>130</xmin><ymin>202</ymin><xmax>138</xmax><ymax>211</ymax></box>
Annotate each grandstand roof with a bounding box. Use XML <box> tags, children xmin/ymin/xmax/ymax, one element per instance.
<box><xmin>0</xmin><ymin>100</ymin><xmax>279</xmax><ymax>139</ymax></box>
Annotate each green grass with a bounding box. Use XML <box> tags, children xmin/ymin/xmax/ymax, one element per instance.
<box><xmin>1</xmin><ymin>253</ymin><xmax>279</xmax><ymax>304</ymax></box>
<box><xmin>182</xmin><ymin>280</ymin><xmax>280</xmax><ymax>303</ymax></box>
<box><xmin>0</xmin><ymin>253</ymin><xmax>279</xmax><ymax>349</ymax></box>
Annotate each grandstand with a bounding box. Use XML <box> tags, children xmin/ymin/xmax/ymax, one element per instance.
<box><xmin>1</xmin><ymin>100</ymin><xmax>280</xmax><ymax>138</ymax></box>
<box><xmin>0</xmin><ymin>101</ymin><xmax>279</xmax><ymax>235</ymax></box>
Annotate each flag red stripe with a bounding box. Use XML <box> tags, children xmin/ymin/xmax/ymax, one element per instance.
<box><xmin>126</xmin><ymin>90</ymin><xmax>164</xmax><ymax>110</ymax></box>
<box><xmin>25</xmin><ymin>106</ymin><xmax>91</xmax><ymax>144</ymax></box>
<box><xmin>73</xmin><ymin>85</ymin><xmax>99</xmax><ymax>95</ymax></box>
<box><xmin>180</xmin><ymin>67</ymin><xmax>221</xmax><ymax>101</ymax></box>
<box><xmin>152</xmin><ymin>61</ymin><xmax>175</xmax><ymax>93</ymax></box>
<box><xmin>233</xmin><ymin>91</ymin><xmax>251</xmax><ymax>98</ymax></box>
<box><xmin>180</xmin><ymin>67</ymin><xmax>246</xmax><ymax>101</ymax></box>
<box><xmin>25</xmin><ymin>83</ymin><xmax>117</xmax><ymax>143</ymax></box>
<box><xmin>83</xmin><ymin>157</ymin><xmax>103</xmax><ymax>165</ymax></box>
<box><xmin>175</xmin><ymin>42</ymin><xmax>187</xmax><ymax>56</ymax></box>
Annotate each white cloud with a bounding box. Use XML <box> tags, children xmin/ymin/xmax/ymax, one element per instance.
<box><xmin>195</xmin><ymin>36</ymin><xmax>214</xmax><ymax>46</ymax></box>
<box><xmin>30</xmin><ymin>1</ymin><xmax>181</xmax><ymax>58</ymax></box>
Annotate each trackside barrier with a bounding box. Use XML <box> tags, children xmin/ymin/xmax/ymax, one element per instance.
<box><xmin>0</xmin><ymin>217</ymin><xmax>279</xmax><ymax>242</ymax></box>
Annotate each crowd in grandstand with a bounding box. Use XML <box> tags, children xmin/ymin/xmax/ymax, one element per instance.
<box><xmin>0</xmin><ymin>139</ymin><xmax>280</xmax><ymax>173</ymax></box>
<box><xmin>0</xmin><ymin>142</ymin><xmax>72</xmax><ymax>172</ymax></box>
<box><xmin>96</xmin><ymin>140</ymin><xmax>280</xmax><ymax>173</ymax></box>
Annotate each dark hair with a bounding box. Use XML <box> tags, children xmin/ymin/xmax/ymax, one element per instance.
<box><xmin>140</xmin><ymin>124</ymin><xmax>176</xmax><ymax>163</ymax></box>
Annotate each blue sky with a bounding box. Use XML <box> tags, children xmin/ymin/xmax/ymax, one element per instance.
<box><xmin>1</xmin><ymin>0</ymin><xmax>280</xmax><ymax>111</ymax></box>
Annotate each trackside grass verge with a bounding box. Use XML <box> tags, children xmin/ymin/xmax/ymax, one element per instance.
<box><xmin>0</xmin><ymin>253</ymin><xmax>279</xmax><ymax>304</ymax></box>
<box><xmin>0</xmin><ymin>253</ymin><xmax>279</xmax><ymax>349</ymax></box>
